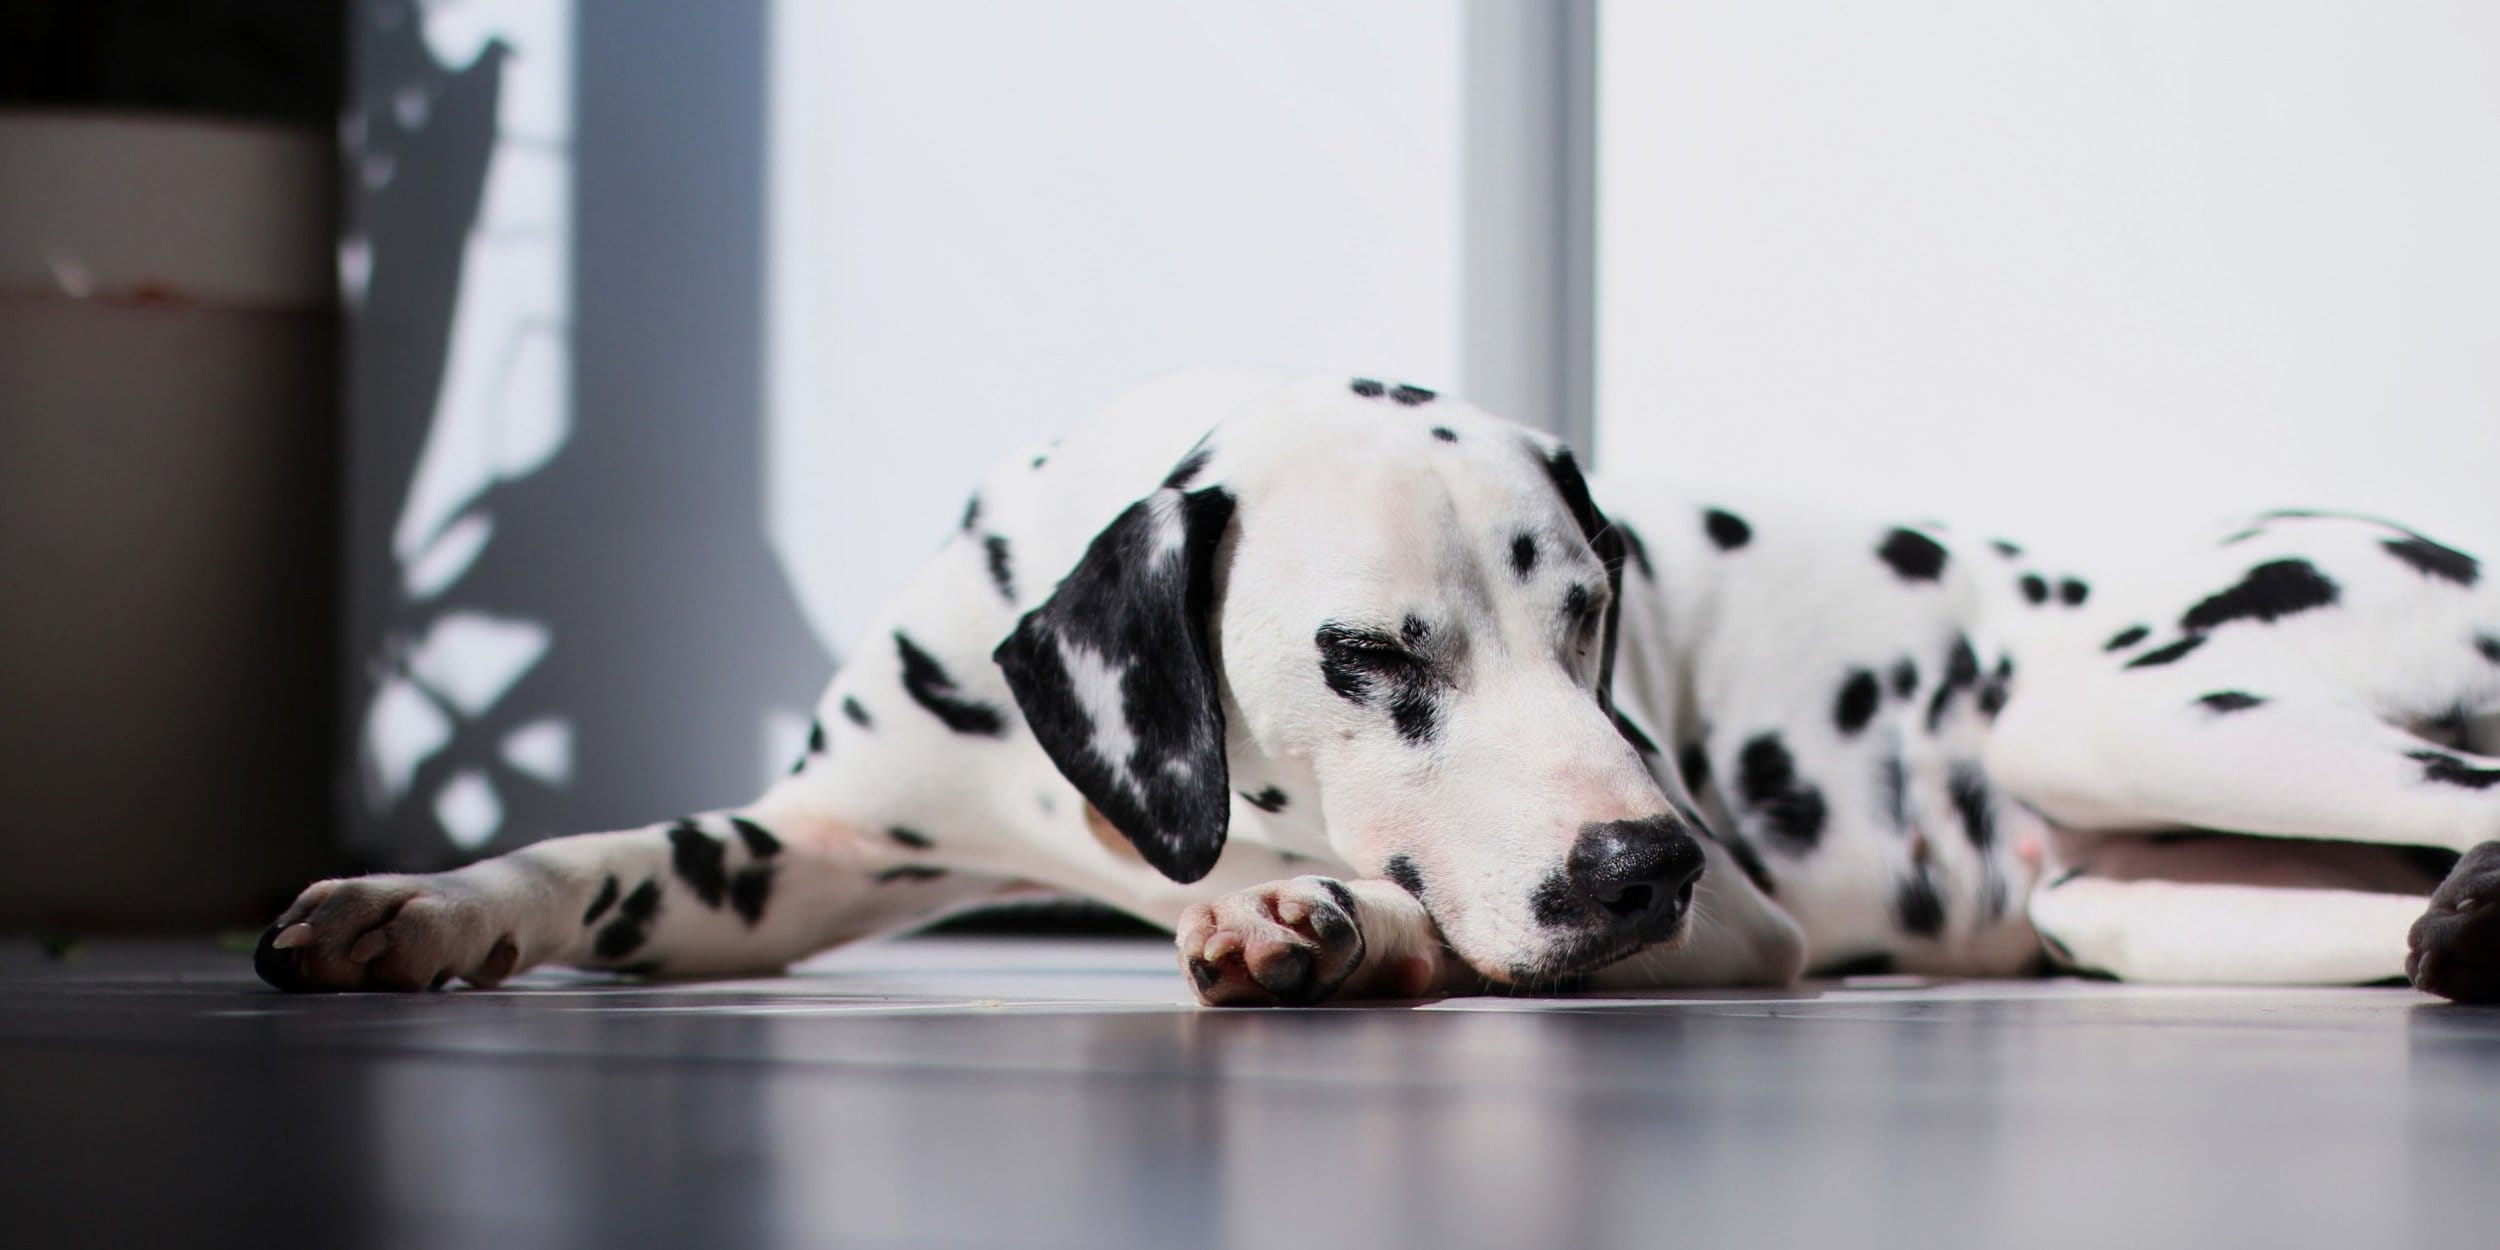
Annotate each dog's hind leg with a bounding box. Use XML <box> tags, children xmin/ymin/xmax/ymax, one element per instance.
<box><xmin>1991</xmin><ymin>687</ymin><xmax>2500</xmax><ymax>990</ymax></box>
<box><xmin>2025</xmin><ymin>835</ymin><xmax>2436</xmax><ymax>984</ymax></box>
<box><xmin>1989</xmin><ymin>682</ymin><xmax>2500</xmax><ymax>854</ymax></box>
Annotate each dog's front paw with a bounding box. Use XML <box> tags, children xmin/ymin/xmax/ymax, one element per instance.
<box><xmin>2409</xmin><ymin>841</ymin><xmax>2500</xmax><ymax>1004</ymax></box>
<box><xmin>1178</xmin><ymin>876</ymin><xmax>1367</xmax><ymax>1006</ymax></box>
<box><xmin>255</xmin><ymin>874</ymin><xmax>524</xmax><ymax>993</ymax></box>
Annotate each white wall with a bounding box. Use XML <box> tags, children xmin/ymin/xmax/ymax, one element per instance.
<box><xmin>1596</xmin><ymin>2</ymin><xmax>2500</xmax><ymax>560</ymax></box>
<box><xmin>768</xmin><ymin>0</ymin><xmax>1464</xmax><ymax>654</ymax></box>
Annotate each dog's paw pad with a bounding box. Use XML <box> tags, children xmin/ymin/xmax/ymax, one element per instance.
<box><xmin>2410</xmin><ymin>842</ymin><xmax>2500</xmax><ymax>1004</ymax></box>
<box><xmin>1177</xmin><ymin>876</ymin><xmax>1366</xmax><ymax>1006</ymax></box>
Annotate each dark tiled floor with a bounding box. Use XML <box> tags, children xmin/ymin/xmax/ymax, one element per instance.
<box><xmin>1</xmin><ymin>936</ymin><xmax>2493</xmax><ymax>1249</ymax></box>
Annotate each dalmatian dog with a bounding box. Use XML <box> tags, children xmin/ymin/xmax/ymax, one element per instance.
<box><xmin>256</xmin><ymin>369</ymin><xmax>2500</xmax><ymax>1005</ymax></box>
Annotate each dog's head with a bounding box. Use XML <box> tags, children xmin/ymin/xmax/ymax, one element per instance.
<box><xmin>997</xmin><ymin>376</ymin><xmax>1704</xmax><ymax>985</ymax></box>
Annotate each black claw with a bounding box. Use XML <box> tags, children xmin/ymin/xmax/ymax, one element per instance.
<box><xmin>1189</xmin><ymin>958</ymin><xmax>1222</xmax><ymax>990</ymax></box>
<box><xmin>252</xmin><ymin>926</ymin><xmax>309</xmax><ymax>992</ymax></box>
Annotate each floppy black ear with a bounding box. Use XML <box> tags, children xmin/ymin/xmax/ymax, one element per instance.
<box><xmin>1537</xmin><ymin>443</ymin><xmax>1630</xmax><ymax>714</ymax></box>
<box><xmin>994</xmin><ymin>484</ymin><xmax>1238</xmax><ymax>882</ymax></box>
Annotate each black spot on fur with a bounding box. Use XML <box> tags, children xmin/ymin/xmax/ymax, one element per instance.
<box><xmin>1384</xmin><ymin>854</ymin><xmax>1426</xmax><ymax>899</ymax></box>
<box><xmin>1976</xmin><ymin>684</ymin><xmax>2007</xmax><ymax>718</ymax></box>
<box><xmin>2410</xmin><ymin>750</ymin><xmax>2500</xmax><ymax>790</ymax></box>
<box><xmin>1388</xmin><ymin>689</ymin><xmax>1439</xmax><ymax>746</ymax></box>
<box><xmin>960</xmin><ymin>494</ymin><xmax>982</xmax><ymax>534</ymax></box>
<box><xmin>897</xmin><ymin>631</ymin><xmax>1008</xmax><ymax>737</ymax></box>
<box><xmin>2197</xmin><ymin>691</ymin><xmax>2266</xmax><ymax>714</ymax></box>
<box><xmin>994</xmin><ymin>485</ymin><xmax>1238</xmax><ymax>883</ymax></box>
<box><xmin>1834</xmin><ymin>669</ymin><xmax>1881</xmax><ymax>736</ymax></box>
<box><xmin>1976</xmin><ymin>657</ymin><xmax>2013</xmax><ymax>718</ymax></box>
<box><xmin>2480</xmin><ymin>635</ymin><xmax>2500</xmax><ymax>666</ymax></box>
<box><xmin>730</xmin><ymin>817</ymin><xmax>782</xmax><ymax>859</ymax></box>
<box><xmin>1162</xmin><ymin>445</ymin><xmax>1213</xmax><ymax>491</ymax></box>
<box><xmin>1390</xmin><ymin>383</ymin><xmax>1436</xmax><ymax>406</ymax></box>
<box><xmin>806</xmin><ymin>719</ymin><xmax>826</xmax><ymax>755</ymax></box>
<box><xmin>2105</xmin><ymin>625</ymin><xmax>2150</xmax><ymax>652</ymax></box>
<box><xmin>1990</xmin><ymin>539</ymin><xmax>2023</xmax><ymax>558</ymax></box>
<box><xmin>842</xmin><ymin>695</ymin><xmax>872</xmax><ymax>728</ymax></box>
<box><xmin>2059</xmin><ymin>578</ymin><xmax>2090</xmax><ymax>606</ymax></box>
<box><xmin>2018</xmin><ymin>574</ymin><xmax>2049</xmax><ymax>605</ymax></box>
<box><xmin>1349</xmin><ymin>377</ymin><xmax>1386</xmax><ymax>398</ymax></box>
<box><xmin>1613</xmin><ymin>709</ymin><xmax>1661</xmax><ymax>756</ymax></box>
<box><xmin>1866</xmin><ymin>664</ymin><xmax>1907</xmax><ymax>707</ymax></box>
<box><xmin>1703</xmin><ymin>508</ymin><xmax>1752</xmax><ymax>551</ymax></box>
<box><xmin>1316</xmin><ymin>621</ymin><xmax>1445</xmax><ymax>747</ymax></box>
<box><xmin>1878</xmin><ymin>755</ymin><xmax>1909</xmax><ymax>831</ymax></box>
<box><xmin>1031</xmin><ymin>453</ymin><xmax>1049</xmax><ymax>469</ymax></box>
<box><xmin>1430</xmin><ymin>425</ymin><xmax>1458</xmax><ymax>443</ymax></box>
<box><xmin>2385</xmin><ymin>535</ymin><xmax>2480</xmax><ymax>587</ymax></box>
<box><xmin>1738</xmin><ymin>733</ymin><xmax>1827</xmax><ymax>850</ymax></box>
<box><xmin>1511</xmin><ymin>532</ymin><xmax>1539</xmax><ymax>578</ymax></box>
<box><xmin>2180</xmin><ymin>559</ymin><xmax>2341</xmax><ymax>633</ymax></box>
<box><xmin>1926</xmin><ymin>635</ymin><xmax>1981</xmax><ymax>729</ymax></box>
<box><xmin>581</xmin><ymin>874</ymin><xmax>620</xmax><ymax>926</ymax></box>
<box><xmin>2221</xmin><ymin>526</ymin><xmax>2264</xmax><ymax>545</ymax></box>
<box><xmin>1895</xmin><ymin>869</ymin><xmax>1945</xmax><ymax>938</ymax></box>
<box><xmin>888</xmin><ymin>827</ymin><xmax>935</xmax><ymax>850</ymax></box>
<box><xmin>1948</xmin><ymin>763</ymin><xmax>1995</xmax><ymax>850</ymax></box>
<box><xmin>1678</xmin><ymin>742</ymin><xmax>1711</xmax><ymax>791</ymax></box>
<box><xmin>1947</xmin><ymin>637</ymin><xmax>1980</xmax><ymax>684</ymax></box>
<box><xmin>2126</xmin><ymin>635</ymin><xmax>2208</xmax><ymax>669</ymax></box>
<box><xmin>983</xmin><ymin>535</ymin><xmax>1016</xmax><ymax>602</ymax></box>
<box><xmin>876</xmin><ymin>865</ymin><xmax>949</xmax><ymax>885</ymax></box>
<box><xmin>1244</xmin><ymin>787</ymin><xmax>1289</xmax><ymax>813</ymax></box>
<box><xmin>1877</xmin><ymin>528</ymin><xmax>1949</xmax><ymax>582</ymax></box>
<box><xmin>729</xmin><ymin>866</ymin><xmax>774</xmax><ymax>926</ymax></box>
<box><xmin>667</xmin><ymin>822</ymin><xmax>729</xmax><ymax>908</ymax></box>
<box><xmin>593</xmin><ymin>879</ymin><xmax>662</xmax><ymax>960</ymax></box>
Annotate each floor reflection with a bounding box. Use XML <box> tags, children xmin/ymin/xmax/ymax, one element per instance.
<box><xmin>3</xmin><ymin>941</ymin><xmax>2494</xmax><ymax>1248</ymax></box>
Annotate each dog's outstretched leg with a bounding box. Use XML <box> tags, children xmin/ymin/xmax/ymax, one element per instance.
<box><xmin>254</xmin><ymin>783</ymin><xmax>1015</xmax><ymax>991</ymax></box>
<box><xmin>1991</xmin><ymin>689</ymin><xmax>2500</xmax><ymax>854</ymax></box>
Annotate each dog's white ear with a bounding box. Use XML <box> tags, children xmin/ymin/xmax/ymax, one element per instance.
<box><xmin>995</xmin><ymin>482</ymin><xmax>1236</xmax><ymax>883</ymax></box>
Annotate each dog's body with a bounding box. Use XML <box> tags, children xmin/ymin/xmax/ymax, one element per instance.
<box><xmin>258</xmin><ymin>370</ymin><xmax>2500</xmax><ymax>1002</ymax></box>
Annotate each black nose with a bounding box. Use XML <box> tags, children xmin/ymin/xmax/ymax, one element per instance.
<box><xmin>1568</xmin><ymin>817</ymin><xmax>1705</xmax><ymax>937</ymax></box>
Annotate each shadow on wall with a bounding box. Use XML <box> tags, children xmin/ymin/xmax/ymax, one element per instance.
<box><xmin>346</xmin><ymin>0</ymin><xmax>829</xmax><ymax>871</ymax></box>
